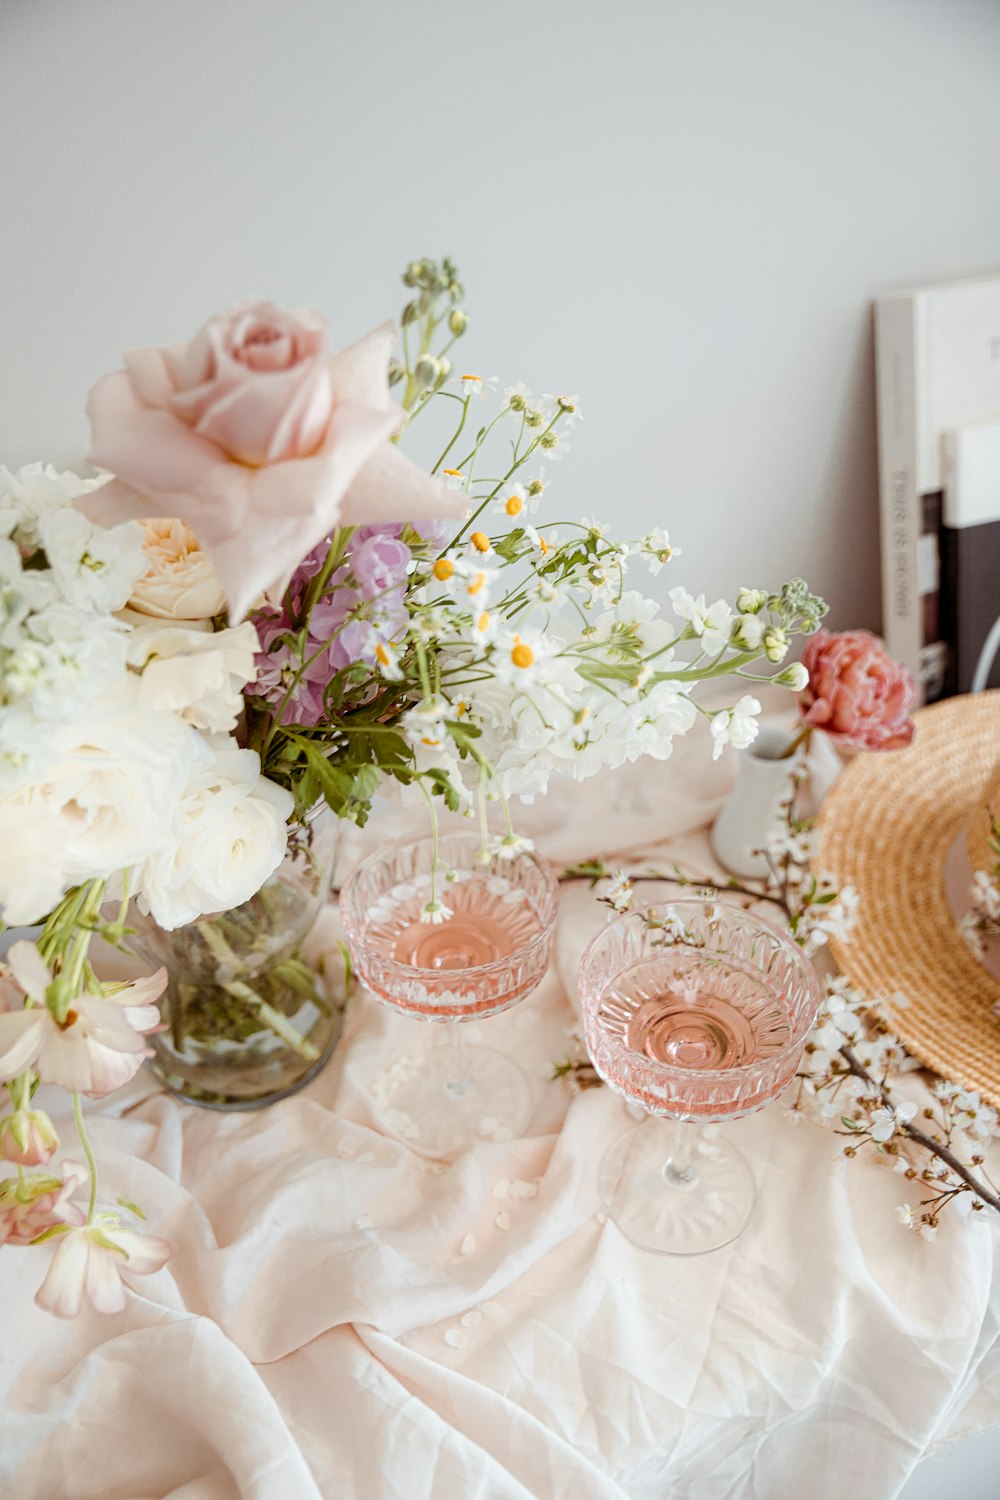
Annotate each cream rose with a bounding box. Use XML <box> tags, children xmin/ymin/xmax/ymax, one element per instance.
<box><xmin>128</xmin><ymin>517</ymin><xmax>226</xmax><ymax>621</ymax></box>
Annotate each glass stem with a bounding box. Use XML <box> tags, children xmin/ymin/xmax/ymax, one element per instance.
<box><xmin>664</xmin><ymin>1116</ymin><xmax>697</xmax><ymax>1186</ymax></box>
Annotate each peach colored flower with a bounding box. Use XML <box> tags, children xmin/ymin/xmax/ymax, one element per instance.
<box><xmin>35</xmin><ymin>1216</ymin><xmax>170</xmax><ymax>1317</ymax></box>
<box><xmin>0</xmin><ymin>1161</ymin><xmax>86</xmax><ymax>1247</ymax></box>
<box><xmin>799</xmin><ymin>629</ymin><xmax>916</xmax><ymax>751</ymax></box>
<box><xmin>0</xmin><ymin>1106</ymin><xmax>59</xmax><ymax>1166</ymax></box>
<box><xmin>0</xmin><ymin>941</ymin><xmax>165</xmax><ymax>1097</ymax></box>
<box><xmin>128</xmin><ymin>517</ymin><xmax>226</xmax><ymax>620</ymax></box>
<box><xmin>84</xmin><ymin>301</ymin><xmax>463</xmax><ymax>620</ymax></box>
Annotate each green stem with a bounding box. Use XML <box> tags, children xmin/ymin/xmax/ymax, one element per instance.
<box><xmin>72</xmin><ymin>1093</ymin><xmax>98</xmax><ymax>1225</ymax></box>
<box><xmin>221</xmin><ymin>981</ymin><xmax>320</xmax><ymax>1062</ymax></box>
<box><xmin>431</xmin><ymin>396</ymin><xmax>471</xmax><ymax>475</ymax></box>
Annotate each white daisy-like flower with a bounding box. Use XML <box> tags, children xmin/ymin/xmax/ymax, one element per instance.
<box><xmin>492</xmin><ymin>629</ymin><xmax>556</xmax><ymax>686</ymax></box>
<box><xmin>523</xmin><ymin>524</ymin><xmax>557</xmax><ymax>560</ymax></box>
<box><xmin>494</xmin><ymin>484</ymin><xmax>540</xmax><ymax>522</ymax></box>
<box><xmin>538</xmin><ymin>429</ymin><xmax>571</xmax><ymax>460</ymax></box>
<box><xmin>470</xmin><ymin>607</ymin><xmax>498</xmax><ymax>649</ymax></box>
<box><xmin>372</xmin><ymin>640</ymin><xmax>404</xmax><ymax>681</ymax></box>
<box><xmin>490</xmin><ymin>831</ymin><xmax>535</xmax><ymax>860</ymax></box>
<box><xmin>459</xmin><ymin>373</ymin><xmax>498</xmax><ymax>401</ymax></box>
<box><xmin>503</xmin><ymin>381</ymin><xmax>531</xmax><ymax>413</ymax></box>
<box><xmin>420</xmin><ymin>899</ymin><xmax>453</xmax><ymax>925</ymax></box>
<box><xmin>441</xmin><ymin>468</ymin><xmax>467</xmax><ymax>492</ymax></box>
<box><xmin>401</xmin><ymin>696</ymin><xmax>451</xmax><ymax>749</ymax></box>
<box><xmin>543</xmin><ymin>392</ymin><xmax>584</xmax><ymax>425</ymax></box>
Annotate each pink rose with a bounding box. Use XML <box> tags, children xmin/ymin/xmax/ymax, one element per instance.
<box><xmin>799</xmin><ymin>629</ymin><xmax>916</xmax><ymax>751</ymax></box>
<box><xmin>83</xmin><ymin>301</ymin><xmax>462</xmax><ymax>620</ymax></box>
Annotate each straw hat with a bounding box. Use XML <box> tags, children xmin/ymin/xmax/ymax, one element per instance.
<box><xmin>967</xmin><ymin>761</ymin><xmax>1000</xmax><ymax>882</ymax></box>
<box><xmin>817</xmin><ymin>691</ymin><xmax>1000</xmax><ymax>1105</ymax></box>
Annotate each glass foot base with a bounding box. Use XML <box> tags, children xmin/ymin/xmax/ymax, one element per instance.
<box><xmin>368</xmin><ymin>1043</ymin><xmax>533</xmax><ymax>1157</ymax></box>
<box><xmin>598</xmin><ymin>1123</ymin><xmax>755</xmax><ymax>1254</ymax></box>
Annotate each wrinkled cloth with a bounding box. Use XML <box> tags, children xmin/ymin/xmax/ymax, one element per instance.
<box><xmin>1</xmin><ymin>715</ymin><xmax>998</xmax><ymax>1500</ymax></box>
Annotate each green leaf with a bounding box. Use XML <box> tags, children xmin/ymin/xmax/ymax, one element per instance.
<box><xmin>840</xmin><ymin>1115</ymin><xmax>862</xmax><ymax>1131</ymax></box>
<box><xmin>117</xmin><ymin>1196</ymin><xmax>146</xmax><ymax>1220</ymax></box>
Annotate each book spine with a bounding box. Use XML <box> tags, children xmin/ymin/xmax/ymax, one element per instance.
<box><xmin>875</xmin><ymin>295</ymin><xmax>924</xmax><ymax>696</ymax></box>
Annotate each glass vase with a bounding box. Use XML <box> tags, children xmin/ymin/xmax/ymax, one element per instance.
<box><xmin>128</xmin><ymin>808</ymin><xmax>343</xmax><ymax>1109</ymax></box>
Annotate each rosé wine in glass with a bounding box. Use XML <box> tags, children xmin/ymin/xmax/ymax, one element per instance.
<box><xmin>579</xmin><ymin>899</ymin><xmax>821</xmax><ymax>1254</ymax></box>
<box><xmin>340</xmin><ymin>832</ymin><xmax>558</xmax><ymax>1156</ymax></box>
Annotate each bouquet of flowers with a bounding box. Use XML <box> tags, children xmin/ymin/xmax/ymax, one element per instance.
<box><xmin>0</xmin><ymin>256</ymin><xmax>826</xmax><ymax>1315</ymax></box>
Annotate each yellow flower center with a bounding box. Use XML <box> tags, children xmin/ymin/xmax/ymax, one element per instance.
<box><xmin>375</xmin><ymin>644</ymin><xmax>390</xmax><ymax>666</ymax></box>
<box><xmin>433</xmin><ymin>559</ymin><xmax>456</xmax><ymax>581</ymax></box>
<box><xmin>467</xmin><ymin>571</ymin><xmax>486</xmax><ymax>596</ymax></box>
<box><xmin>511</xmin><ymin>639</ymin><xmax>535</xmax><ymax>669</ymax></box>
<box><xmin>476</xmin><ymin>611</ymin><xmax>491</xmax><ymax>632</ymax></box>
<box><xmin>461</xmin><ymin>373</ymin><xmax>481</xmax><ymax>383</ymax></box>
<box><xmin>443</xmin><ymin>468</ymin><xmax>463</xmax><ymax>479</ymax></box>
<box><xmin>505</xmin><ymin>495</ymin><xmax>523</xmax><ymax>516</ymax></box>
<box><xmin>470</xmin><ymin>532</ymin><xmax>491</xmax><ymax>554</ymax></box>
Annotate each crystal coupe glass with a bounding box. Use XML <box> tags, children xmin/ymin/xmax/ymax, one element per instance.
<box><xmin>579</xmin><ymin>899</ymin><xmax>821</xmax><ymax>1254</ymax></box>
<box><xmin>340</xmin><ymin>831</ymin><xmax>559</xmax><ymax>1156</ymax></box>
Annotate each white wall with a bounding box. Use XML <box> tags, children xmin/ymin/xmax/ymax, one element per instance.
<box><xmin>4</xmin><ymin>0</ymin><xmax>1000</xmax><ymax>630</ymax></box>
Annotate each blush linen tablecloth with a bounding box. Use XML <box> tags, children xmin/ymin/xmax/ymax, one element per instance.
<box><xmin>2</xmin><ymin>720</ymin><xmax>999</xmax><ymax>1500</ymax></box>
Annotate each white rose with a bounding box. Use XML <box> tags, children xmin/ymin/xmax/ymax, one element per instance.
<box><xmin>38</xmin><ymin>506</ymin><xmax>145</xmax><ymax>613</ymax></box>
<box><xmin>128</xmin><ymin>517</ymin><xmax>226</xmax><ymax>621</ymax></box>
<box><xmin>127</xmin><ymin>619</ymin><xmax>258</xmax><ymax>733</ymax></box>
<box><xmin>0</xmin><ymin>678</ymin><xmax>207</xmax><ymax>925</ymax></box>
<box><xmin>134</xmin><ymin>740</ymin><xmax>293</xmax><ymax>929</ymax></box>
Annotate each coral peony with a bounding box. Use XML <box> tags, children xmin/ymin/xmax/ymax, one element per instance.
<box><xmin>799</xmin><ymin>629</ymin><xmax>916</xmax><ymax>751</ymax></box>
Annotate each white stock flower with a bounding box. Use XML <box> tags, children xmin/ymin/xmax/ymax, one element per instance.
<box><xmin>39</xmin><ymin>507</ymin><xmax>145</xmax><ymax>613</ymax></box>
<box><xmin>710</xmin><ymin>695</ymin><xmax>762</xmax><ymax>760</ymax></box>
<box><xmin>133</xmin><ymin>740</ymin><xmax>292</xmax><ymax>929</ymax></box>
<box><xmin>0</xmin><ymin>463</ymin><xmax>112</xmax><ymax>552</ymax></box>
<box><xmin>127</xmin><ymin>620</ymin><xmax>258</xmax><ymax>733</ymax></box>
<box><xmin>19</xmin><ymin>604</ymin><xmax>129</xmax><ymax>717</ymax></box>
<box><xmin>639</xmin><ymin>527</ymin><xmax>680</xmax><ymax>573</ymax></box>
<box><xmin>669</xmin><ymin>588</ymin><xmax>734</xmax><ymax>654</ymax></box>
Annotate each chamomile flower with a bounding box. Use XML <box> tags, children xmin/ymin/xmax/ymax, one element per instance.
<box><xmin>420</xmin><ymin>898</ymin><xmax>453</xmax><ymax>925</ymax></box>
<box><xmin>373</xmin><ymin>640</ymin><xmax>404</xmax><ymax>681</ymax></box>
<box><xmin>402</xmin><ymin>696</ymin><xmax>451</xmax><ymax>749</ymax></box>
<box><xmin>503</xmin><ymin>381</ymin><xmax>531</xmax><ymax>412</ymax></box>
<box><xmin>523</xmin><ymin>524</ymin><xmax>557</xmax><ymax>559</ymax></box>
<box><xmin>494</xmin><ymin>484</ymin><xmax>539</xmax><ymax>522</ymax></box>
<box><xmin>442</xmin><ymin>469</ymin><xmax>467</xmax><ymax>491</ymax></box>
<box><xmin>538</xmin><ymin>429</ymin><xmax>571</xmax><ymax>460</ymax></box>
<box><xmin>490</xmin><ymin>831</ymin><xmax>535</xmax><ymax>860</ymax></box>
<box><xmin>543</xmin><ymin>393</ymin><xmax>583</xmax><ymax>425</ymax></box>
<box><xmin>468</xmin><ymin>531</ymin><xmax>493</xmax><ymax>557</ymax></box>
<box><xmin>493</xmin><ymin>629</ymin><xmax>555</xmax><ymax>685</ymax></box>
<box><xmin>459</xmin><ymin>373</ymin><xmax>497</xmax><ymax>400</ymax></box>
<box><xmin>470</xmin><ymin>607</ymin><xmax>498</xmax><ymax>648</ymax></box>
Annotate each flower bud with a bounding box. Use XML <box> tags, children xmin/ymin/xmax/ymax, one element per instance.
<box><xmin>736</xmin><ymin>587</ymin><xmax>767</xmax><ymax>615</ymax></box>
<box><xmin>414</xmin><ymin>355</ymin><xmax>442</xmax><ymax>390</ymax></box>
<box><xmin>774</xmin><ymin>661</ymin><xmax>809</xmax><ymax>691</ymax></box>
<box><xmin>401</xmin><ymin>299</ymin><xmax>420</xmax><ymax>327</ymax></box>
<box><xmin>448</xmin><ymin>281</ymin><xmax>465</xmax><ymax>304</ymax></box>
<box><xmin>435</xmin><ymin>357</ymin><xmax>452</xmax><ymax>389</ymax></box>
<box><xmin>387</xmin><ymin>358</ymin><xmax>406</xmax><ymax>387</ymax></box>
<box><xmin>449</xmin><ymin>308</ymin><xmax>469</xmax><ymax>336</ymax></box>
<box><xmin>732</xmin><ymin>614</ymin><xmax>765</xmax><ymax>650</ymax></box>
<box><xmin>763</xmin><ymin>625</ymin><xmax>789</xmax><ymax>663</ymax></box>
<box><xmin>402</xmin><ymin>259</ymin><xmax>427</xmax><ymax>288</ymax></box>
<box><xmin>0</xmin><ymin>1107</ymin><xmax>60</xmax><ymax>1166</ymax></box>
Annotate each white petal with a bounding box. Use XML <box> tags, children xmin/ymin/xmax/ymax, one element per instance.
<box><xmin>106</xmin><ymin>1228</ymin><xmax>171</xmax><ymax>1275</ymax></box>
<box><xmin>84</xmin><ymin>1242</ymin><xmax>128</xmax><ymax>1314</ymax></box>
<box><xmin>0</xmin><ymin>1009</ymin><xmax>47</xmax><ymax>1081</ymax></box>
<box><xmin>6</xmin><ymin>941</ymin><xmax>52</xmax><ymax>999</ymax></box>
<box><xmin>34</xmin><ymin>1230</ymin><xmax>89</xmax><ymax>1319</ymax></box>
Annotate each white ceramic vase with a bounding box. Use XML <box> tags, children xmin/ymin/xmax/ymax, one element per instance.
<box><xmin>710</xmin><ymin>727</ymin><xmax>802</xmax><ymax>879</ymax></box>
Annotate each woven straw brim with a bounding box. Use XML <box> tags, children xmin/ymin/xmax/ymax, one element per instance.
<box><xmin>967</xmin><ymin>761</ymin><xmax>1000</xmax><ymax>878</ymax></box>
<box><xmin>817</xmin><ymin>692</ymin><xmax>1000</xmax><ymax>1105</ymax></box>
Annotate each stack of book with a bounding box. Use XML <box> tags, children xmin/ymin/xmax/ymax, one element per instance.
<box><xmin>875</xmin><ymin>272</ymin><xmax>1000</xmax><ymax>701</ymax></box>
